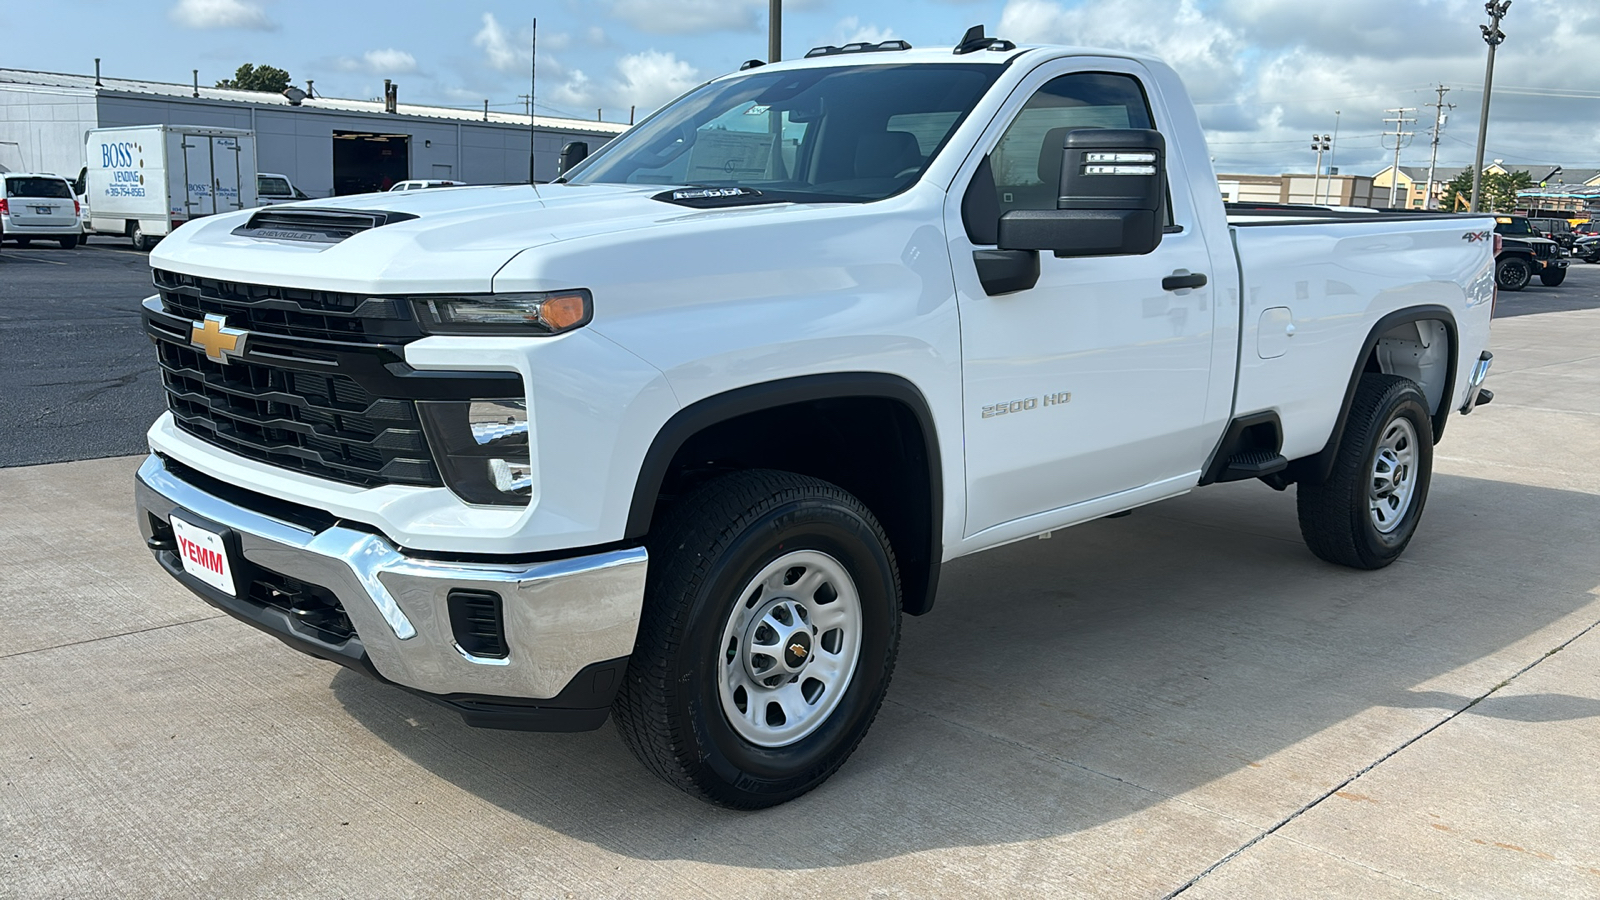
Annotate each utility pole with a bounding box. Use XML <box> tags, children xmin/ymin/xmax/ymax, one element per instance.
<box><xmin>517</xmin><ymin>93</ymin><xmax>531</xmax><ymax>117</ymax></box>
<box><xmin>1383</xmin><ymin>107</ymin><xmax>1417</xmax><ymax>208</ymax></box>
<box><xmin>529</xmin><ymin>17</ymin><xmax>538</xmax><ymax>184</ymax></box>
<box><xmin>1471</xmin><ymin>1</ymin><xmax>1511</xmax><ymax>213</ymax></box>
<box><xmin>1423</xmin><ymin>84</ymin><xmax>1455</xmax><ymax>209</ymax></box>
<box><xmin>768</xmin><ymin>0</ymin><xmax>782</xmax><ymax>62</ymax></box>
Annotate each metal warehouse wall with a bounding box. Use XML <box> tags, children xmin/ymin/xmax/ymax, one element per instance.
<box><xmin>93</xmin><ymin>94</ymin><xmax>612</xmax><ymax>197</ymax></box>
<box><xmin>0</xmin><ymin>85</ymin><xmax>98</xmax><ymax>177</ymax></box>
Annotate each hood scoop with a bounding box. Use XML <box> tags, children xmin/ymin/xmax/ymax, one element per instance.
<box><xmin>232</xmin><ymin>208</ymin><xmax>418</xmax><ymax>244</ymax></box>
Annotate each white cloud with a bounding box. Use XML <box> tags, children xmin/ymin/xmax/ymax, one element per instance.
<box><xmin>988</xmin><ymin>0</ymin><xmax>1600</xmax><ymax>176</ymax></box>
<box><xmin>832</xmin><ymin>17</ymin><xmax>898</xmax><ymax>46</ymax></box>
<box><xmin>550</xmin><ymin>50</ymin><xmax>702</xmax><ymax>119</ymax></box>
<box><xmin>609</xmin><ymin>0</ymin><xmax>765</xmax><ymax>35</ymax></box>
<box><xmin>474</xmin><ymin>13</ymin><xmax>524</xmax><ymax>72</ymax></box>
<box><xmin>168</xmin><ymin>0</ymin><xmax>275</xmax><ymax>30</ymax></box>
<box><xmin>334</xmin><ymin>49</ymin><xmax>419</xmax><ymax>76</ymax></box>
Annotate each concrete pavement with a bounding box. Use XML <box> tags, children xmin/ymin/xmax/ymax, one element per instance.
<box><xmin>2</xmin><ymin>272</ymin><xmax>1599</xmax><ymax>897</ymax></box>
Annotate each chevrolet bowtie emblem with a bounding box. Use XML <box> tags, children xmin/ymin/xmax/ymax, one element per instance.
<box><xmin>189</xmin><ymin>314</ymin><xmax>248</xmax><ymax>364</ymax></box>
<box><xmin>789</xmin><ymin>643</ymin><xmax>809</xmax><ymax>659</ymax></box>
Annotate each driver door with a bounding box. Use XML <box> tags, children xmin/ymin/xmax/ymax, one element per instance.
<box><xmin>946</xmin><ymin>61</ymin><xmax>1221</xmax><ymax>538</ymax></box>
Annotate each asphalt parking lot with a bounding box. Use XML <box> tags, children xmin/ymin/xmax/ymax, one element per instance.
<box><xmin>2</xmin><ymin>251</ymin><xmax>1599</xmax><ymax>897</ymax></box>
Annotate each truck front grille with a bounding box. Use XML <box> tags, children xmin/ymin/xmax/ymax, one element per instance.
<box><xmin>155</xmin><ymin>339</ymin><xmax>440</xmax><ymax>488</ymax></box>
<box><xmin>153</xmin><ymin>269</ymin><xmax>421</xmax><ymax>344</ymax></box>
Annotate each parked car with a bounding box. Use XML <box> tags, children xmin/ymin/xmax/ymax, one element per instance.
<box><xmin>1574</xmin><ymin>233</ymin><xmax>1600</xmax><ymax>263</ymax></box>
<box><xmin>134</xmin><ymin>31</ymin><xmax>1499</xmax><ymax>808</ymax></box>
<box><xmin>388</xmin><ymin>179</ymin><xmax>464</xmax><ymax>191</ymax></box>
<box><xmin>1494</xmin><ymin>215</ymin><xmax>1568</xmax><ymax>289</ymax></box>
<box><xmin>257</xmin><ymin>172</ymin><xmax>309</xmax><ymax>205</ymax></box>
<box><xmin>1528</xmin><ymin>216</ymin><xmax>1576</xmax><ymax>250</ymax></box>
<box><xmin>0</xmin><ymin>172</ymin><xmax>81</xmax><ymax>248</ymax></box>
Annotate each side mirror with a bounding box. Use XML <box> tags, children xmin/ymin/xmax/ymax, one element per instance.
<box><xmin>558</xmin><ymin>141</ymin><xmax>589</xmax><ymax>175</ymax></box>
<box><xmin>998</xmin><ymin>128</ymin><xmax>1166</xmax><ymax>257</ymax></box>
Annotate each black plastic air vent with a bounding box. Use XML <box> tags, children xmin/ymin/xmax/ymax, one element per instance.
<box><xmin>232</xmin><ymin>208</ymin><xmax>418</xmax><ymax>244</ymax></box>
<box><xmin>448</xmin><ymin>589</ymin><xmax>509</xmax><ymax>659</ymax></box>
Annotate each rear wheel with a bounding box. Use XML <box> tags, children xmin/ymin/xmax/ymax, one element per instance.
<box><xmin>15</xmin><ymin>237</ymin><xmax>30</xmax><ymax>247</ymax></box>
<box><xmin>59</xmin><ymin>236</ymin><xmax>78</xmax><ymax>249</ymax></box>
<box><xmin>130</xmin><ymin>223</ymin><xmax>151</xmax><ymax>252</ymax></box>
<box><xmin>1495</xmin><ymin>257</ymin><xmax>1531</xmax><ymax>291</ymax></box>
<box><xmin>612</xmin><ymin>469</ymin><xmax>901</xmax><ymax>808</ymax></box>
<box><xmin>1297</xmin><ymin>374</ymin><xmax>1435</xmax><ymax>569</ymax></box>
<box><xmin>1540</xmin><ymin>268</ymin><xmax>1567</xmax><ymax>287</ymax></box>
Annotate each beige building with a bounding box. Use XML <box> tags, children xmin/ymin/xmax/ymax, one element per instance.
<box><xmin>1217</xmin><ymin>173</ymin><xmax>1381</xmax><ymax>207</ymax></box>
<box><xmin>1371</xmin><ymin>164</ymin><xmax>1600</xmax><ymax>210</ymax></box>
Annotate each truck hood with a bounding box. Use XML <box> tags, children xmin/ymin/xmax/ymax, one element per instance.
<box><xmin>149</xmin><ymin>183</ymin><xmax>794</xmax><ymax>293</ymax></box>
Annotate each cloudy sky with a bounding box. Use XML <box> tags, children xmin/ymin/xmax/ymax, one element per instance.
<box><xmin>9</xmin><ymin>0</ymin><xmax>1600</xmax><ymax>177</ymax></box>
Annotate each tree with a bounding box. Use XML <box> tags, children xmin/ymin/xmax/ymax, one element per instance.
<box><xmin>215</xmin><ymin>64</ymin><xmax>292</xmax><ymax>93</ymax></box>
<box><xmin>1439</xmin><ymin>168</ymin><xmax>1532</xmax><ymax>212</ymax></box>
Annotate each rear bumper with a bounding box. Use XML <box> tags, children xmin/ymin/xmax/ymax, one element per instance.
<box><xmin>134</xmin><ymin>454</ymin><xmax>647</xmax><ymax>731</ymax></box>
<box><xmin>0</xmin><ymin>216</ymin><xmax>80</xmax><ymax>238</ymax></box>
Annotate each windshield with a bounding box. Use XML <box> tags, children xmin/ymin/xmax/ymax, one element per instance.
<box><xmin>565</xmin><ymin>63</ymin><xmax>1002</xmax><ymax>203</ymax></box>
<box><xmin>1494</xmin><ymin>217</ymin><xmax>1537</xmax><ymax>236</ymax></box>
<box><xmin>6</xmin><ymin>177</ymin><xmax>72</xmax><ymax>199</ymax></box>
<box><xmin>258</xmin><ymin>176</ymin><xmax>290</xmax><ymax>195</ymax></box>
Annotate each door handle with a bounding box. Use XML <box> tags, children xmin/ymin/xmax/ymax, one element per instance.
<box><xmin>1162</xmin><ymin>271</ymin><xmax>1208</xmax><ymax>291</ymax></box>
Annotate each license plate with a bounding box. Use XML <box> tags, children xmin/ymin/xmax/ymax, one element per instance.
<box><xmin>170</xmin><ymin>516</ymin><xmax>236</xmax><ymax>596</ymax></box>
<box><xmin>33</xmin><ymin>205</ymin><xmax>54</xmax><ymax>214</ymax></box>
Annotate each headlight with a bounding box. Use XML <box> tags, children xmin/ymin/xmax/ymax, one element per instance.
<box><xmin>416</xmin><ymin>290</ymin><xmax>592</xmax><ymax>335</ymax></box>
<box><xmin>417</xmin><ymin>399</ymin><xmax>532</xmax><ymax>506</ymax></box>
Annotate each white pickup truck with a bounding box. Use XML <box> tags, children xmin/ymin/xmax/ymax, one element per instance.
<box><xmin>135</xmin><ymin>30</ymin><xmax>1498</xmax><ymax>808</ymax></box>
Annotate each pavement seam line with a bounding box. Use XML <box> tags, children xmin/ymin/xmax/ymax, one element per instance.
<box><xmin>1163</xmin><ymin>613</ymin><xmax>1600</xmax><ymax>898</ymax></box>
<box><xmin>0</xmin><ymin>615</ymin><xmax>227</xmax><ymax>661</ymax></box>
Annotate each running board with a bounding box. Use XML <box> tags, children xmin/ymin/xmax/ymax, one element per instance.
<box><xmin>1218</xmin><ymin>449</ymin><xmax>1288</xmax><ymax>483</ymax></box>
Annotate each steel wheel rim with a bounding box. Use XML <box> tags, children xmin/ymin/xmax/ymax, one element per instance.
<box><xmin>1369</xmin><ymin>416</ymin><xmax>1419</xmax><ymax>534</ymax></box>
<box><xmin>717</xmin><ymin>549</ymin><xmax>863</xmax><ymax>748</ymax></box>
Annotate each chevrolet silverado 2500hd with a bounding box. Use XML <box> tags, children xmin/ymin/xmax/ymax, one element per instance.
<box><xmin>135</xmin><ymin>31</ymin><xmax>1498</xmax><ymax>808</ymax></box>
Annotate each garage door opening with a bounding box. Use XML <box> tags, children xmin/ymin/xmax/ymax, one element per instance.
<box><xmin>332</xmin><ymin>131</ymin><xmax>410</xmax><ymax>195</ymax></box>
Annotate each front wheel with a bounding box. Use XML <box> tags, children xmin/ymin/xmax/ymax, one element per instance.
<box><xmin>612</xmin><ymin>469</ymin><xmax>901</xmax><ymax>808</ymax></box>
<box><xmin>1540</xmin><ymin>268</ymin><xmax>1567</xmax><ymax>287</ymax></box>
<box><xmin>1297</xmin><ymin>374</ymin><xmax>1435</xmax><ymax>569</ymax></box>
<box><xmin>1496</xmin><ymin>257</ymin><xmax>1531</xmax><ymax>291</ymax></box>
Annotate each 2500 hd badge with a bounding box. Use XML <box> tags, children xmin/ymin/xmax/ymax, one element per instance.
<box><xmin>983</xmin><ymin>392</ymin><xmax>1073</xmax><ymax>418</ymax></box>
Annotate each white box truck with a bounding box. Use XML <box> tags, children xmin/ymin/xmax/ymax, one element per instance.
<box><xmin>84</xmin><ymin>126</ymin><xmax>257</xmax><ymax>250</ymax></box>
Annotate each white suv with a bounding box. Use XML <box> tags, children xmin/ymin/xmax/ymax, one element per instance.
<box><xmin>1</xmin><ymin>173</ymin><xmax>82</xmax><ymax>248</ymax></box>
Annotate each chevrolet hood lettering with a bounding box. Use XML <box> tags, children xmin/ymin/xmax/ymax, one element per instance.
<box><xmin>190</xmin><ymin>314</ymin><xmax>248</xmax><ymax>364</ymax></box>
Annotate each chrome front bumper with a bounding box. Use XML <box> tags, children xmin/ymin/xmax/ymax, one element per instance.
<box><xmin>135</xmin><ymin>454</ymin><xmax>647</xmax><ymax>730</ymax></box>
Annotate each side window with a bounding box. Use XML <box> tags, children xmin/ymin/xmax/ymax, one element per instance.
<box><xmin>988</xmin><ymin>72</ymin><xmax>1155</xmax><ymax>216</ymax></box>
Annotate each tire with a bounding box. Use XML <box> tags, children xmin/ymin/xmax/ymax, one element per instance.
<box><xmin>612</xmin><ymin>469</ymin><xmax>901</xmax><ymax>808</ymax></box>
<box><xmin>1495</xmin><ymin>256</ymin><xmax>1531</xmax><ymax>292</ymax></box>
<box><xmin>1297</xmin><ymin>374</ymin><xmax>1435</xmax><ymax>570</ymax></box>
<box><xmin>15</xmin><ymin>237</ymin><xmax>30</xmax><ymax>247</ymax></box>
<box><xmin>131</xmin><ymin>224</ymin><xmax>151</xmax><ymax>252</ymax></box>
<box><xmin>1540</xmin><ymin>268</ymin><xmax>1567</xmax><ymax>287</ymax></box>
<box><xmin>59</xmin><ymin>236</ymin><xmax>78</xmax><ymax>249</ymax></box>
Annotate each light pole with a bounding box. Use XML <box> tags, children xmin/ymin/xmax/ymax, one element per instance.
<box><xmin>1470</xmin><ymin>1</ymin><xmax>1510</xmax><ymax>213</ymax></box>
<box><xmin>1322</xmin><ymin>110</ymin><xmax>1341</xmax><ymax>204</ymax></box>
<box><xmin>1311</xmin><ymin>134</ymin><xmax>1331</xmax><ymax>205</ymax></box>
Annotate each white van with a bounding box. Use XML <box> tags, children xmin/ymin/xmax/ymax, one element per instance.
<box><xmin>0</xmin><ymin>173</ymin><xmax>82</xmax><ymax>248</ymax></box>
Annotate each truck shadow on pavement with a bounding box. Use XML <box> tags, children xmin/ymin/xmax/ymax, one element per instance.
<box><xmin>332</xmin><ymin>472</ymin><xmax>1600</xmax><ymax>868</ymax></box>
